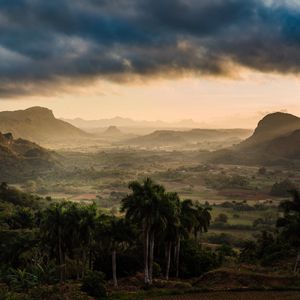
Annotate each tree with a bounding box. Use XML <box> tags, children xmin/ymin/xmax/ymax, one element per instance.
<box><xmin>78</xmin><ymin>205</ymin><xmax>96</xmax><ymax>277</ymax></box>
<box><xmin>193</xmin><ymin>204</ymin><xmax>211</xmax><ymax>241</ymax></box>
<box><xmin>121</xmin><ymin>178</ymin><xmax>166</xmax><ymax>285</ymax></box>
<box><xmin>161</xmin><ymin>192</ymin><xmax>181</xmax><ymax>280</ymax></box>
<box><xmin>277</xmin><ymin>189</ymin><xmax>300</xmax><ymax>272</ymax></box>
<box><xmin>40</xmin><ymin>202</ymin><xmax>68</xmax><ymax>282</ymax></box>
<box><xmin>270</xmin><ymin>179</ymin><xmax>297</xmax><ymax>197</ymax></box>
<box><xmin>175</xmin><ymin>199</ymin><xmax>196</xmax><ymax>278</ymax></box>
<box><xmin>98</xmin><ymin>215</ymin><xmax>133</xmax><ymax>287</ymax></box>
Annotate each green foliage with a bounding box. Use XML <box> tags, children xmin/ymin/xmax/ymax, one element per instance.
<box><xmin>5</xmin><ymin>268</ymin><xmax>38</xmax><ymax>292</ymax></box>
<box><xmin>0</xmin><ymin>183</ymin><xmax>39</xmax><ymax>208</ymax></box>
<box><xmin>4</xmin><ymin>207</ymin><xmax>35</xmax><ymax>229</ymax></box>
<box><xmin>216</xmin><ymin>244</ymin><xmax>236</xmax><ymax>258</ymax></box>
<box><xmin>81</xmin><ymin>271</ymin><xmax>107</xmax><ymax>298</ymax></box>
<box><xmin>205</xmin><ymin>174</ymin><xmax>250</xmax><ymax>190</ymax></box>
<box><xmin>239</xmin><ymin>232</ymin><xmax>292</xmax><ymax>266</ymax></box>
<box><xmin>0</xmin><ymin>229</ymin><xmax>37</xmax><ymax>268</ymax></box>
<box><xmin>179</xmin><ymin>239</ymin><xmax>219</xmax><ymax>278</ymax></box>
<box><xmin>206</xmin><ymin>233</ymin><xmax>245</xmax><ymax>248</ymax></box>
<box><xmin>29</xmin><ymin>262</ymin><xmax>58</xmax><ymax>285</ymax></box>
<box><xmin>270</xmin><ymin>179</ymin><xmax>297</xmax><ymax>197</ymax></box>
<box><xmin>152</xmin><ymin>262</ymin><xmax>161</xmax><ymax>277</ymax></box>
<box><xmin>215</xmin><ymin>213</ymin><xmax>228</xmax><ymax>224</ymax></box>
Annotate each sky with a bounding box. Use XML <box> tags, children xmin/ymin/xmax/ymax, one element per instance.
<box><xmin>1</xmin><ymin>0</ymin><xmax>300</xmax><ymax>128</ymax></box>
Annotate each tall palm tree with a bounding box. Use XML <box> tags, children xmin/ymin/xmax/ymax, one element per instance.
<box><xmin>174</xmin><ymin>199</ymin><xmax>197</xmax><ymax>278</ymax></box>
<box><xmin>161</xmin><ymin>192</ymin><xmax>181</xmax><ymax>280</ymax></box>
<box><xmin>193</xmin><ymin>204</ymin><xmax>211</xmax><ymax>241</ymax></box>
<box><xmin>40</xmin><ymin>202</ymin><xmax>68</xmax><ymax>282</ymax></box>
<box><xmin>78</xmin><ymin>204</ymin><xmax>96</xmax><ymax>277</ymax></box>
<box><xmin>121</xmin><ymin>178</ymin><xmax>166</xmax><ymax>285</ymax></box>
<box><xmin>277</xmin><ymin>189</ymin><xmax>300</xmax><ymax>273</ymax></box>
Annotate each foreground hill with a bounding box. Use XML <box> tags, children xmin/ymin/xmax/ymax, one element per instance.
<box><xmin>209</xmin><ymin>112</ymin><xmax>300</xmax><ymax>166</ymax></box>
<box><xmin>0</xmin><ymin>132</ymin><xmax>59</xmax><ymax>181</ymax></box>
<box><xmin>0</xmin><ymin>107</ymin><xmax>87</xmax><ymax>144</ymax></box>
<box><xmin>124</xmin><ymin>129</ymin><xmax>252</xmax><ymax>149</ymax></box>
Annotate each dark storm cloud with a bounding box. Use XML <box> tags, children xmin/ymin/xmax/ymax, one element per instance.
<box><xmin>0</xmin><ymin>0</ymin><xmax>300</xmax><ymax>97</ymax></box>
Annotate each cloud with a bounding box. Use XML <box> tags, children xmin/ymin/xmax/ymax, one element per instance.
<box><xmin>1</xmin><ymin>0</ymin><xmax>300</xmax><ymax>97</ymax></box>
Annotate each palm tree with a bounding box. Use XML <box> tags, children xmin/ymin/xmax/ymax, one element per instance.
<box><xmin>95</xmin><ymin>213</ymin><xmax>134</xmax><ymax>288</ymax></box>
<box><xmin>78</xmin><ymin>204</ymin><xmax>96</xmax><ymax>277</ymax></box>
<box><xmin>40</xmin><ymin>202</ymin><xmax>68</xmax><ymax>282</ymax></box>
<box><xmin>161</xmin><ymin>192</ymin><xmax>181</xmax><ymax>280</ymax></box>
<box><xmin>277</xmin><ymin>189</ymin><xmax>300</xmax><ymax>273</ymax></box>
<box><xmin>121</xmin><ymin>178</ymin><xmax>166</xmax><ymax>285</ymax></box>
<box><xmin>193</xmin><ymin>204</ymin><xmax>211</xmax><ymax>241</ymax></box>
<box><xmin>174</xmin><ymin>199</ymin><xmax>197</xmax><ymax>278</ymax></box>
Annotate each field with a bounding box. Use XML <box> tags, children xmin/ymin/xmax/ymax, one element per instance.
<box><xmin>16</xmin><ymin>147</ymin><xmax>298</xmax><ymax>246</ymax></box>
<box><xmin>147</xmin><ymin>291</ymin><xmax>300</xmax><ymax>300</ymax></box>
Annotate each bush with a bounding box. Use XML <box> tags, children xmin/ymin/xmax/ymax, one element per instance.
<box><xmin>216</xmin><ymin>244</ymin><xmax>236</xmax><ymax>258</ymax></box>
<box><xmin>215</xmin><ymin>213</ymin><xmax>228</xmax><ymax>224</ymax></box>
<box><xmin>270</xmin><ymin>179</ymin><xmax>297</xmax><ymax>197</ymax></box>
<box><xmin>81</xmin><ymin>271</ymin><xmax>107</xmax><ymax>298</ymax></box>
<box><xmin>152</xmin><ymin>262</ymin><xmax>161</xmax><ymax>277</ymax></box>
<box><xmin>179</xmin><ymin>239</ymin><xmax>219</xmax><ymax>278</ymax></box>
<box><xmin>6</xmin><ymin>268</ymin><xmax>38</xmax><ymax>292</ymax></box>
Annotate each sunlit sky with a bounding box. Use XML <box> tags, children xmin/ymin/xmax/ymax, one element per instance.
<box><xmin>1</xmin><ymin>71</ymin><xmax>300</xmax><ymax>128</ymax></box>
<box><xmin>1</xmin><ymin>0</ymin><xmax>300</xmax><ymax>128</ymax></box>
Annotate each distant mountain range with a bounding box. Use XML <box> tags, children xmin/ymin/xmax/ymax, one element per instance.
<box><xmin>62</xmin><ymin>116</ymin><xmax>205</xmax><ymax>129</ymax></box>
<box><xmin>0</xmin><ymin>131</ymin><xmax>59</xmax><ymax>181</ymax></box>
<box><xmin>0</xmin><ymin>107</ymin><xmax>87</xmax><ymax>144</ymax></box>
<box><xmin>209</xmin><ymin>112</ymin><xmax>300</xmax><ymax>165</ymax></box>
<box><xmin>123</xmin><ymin>128</ymin><xmax>252</xmax><ymax>149</ymax></box>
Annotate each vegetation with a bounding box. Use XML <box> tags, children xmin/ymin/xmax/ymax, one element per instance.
<box><xmin>0</xmin><ymin>179</ymin><xmax>220</xmax><ymax>299</ymax></box>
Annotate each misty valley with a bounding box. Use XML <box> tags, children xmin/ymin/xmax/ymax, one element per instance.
<box><xmin>1</xmin><ymin>107</ymin><xmax>300</xmax><ymax>299</ymax></box>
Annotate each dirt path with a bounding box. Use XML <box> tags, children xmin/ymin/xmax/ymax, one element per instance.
<box><xmin>147</xmin><ymin>291</ymin><xmax>300</xmax><ymax>300</ymax></box>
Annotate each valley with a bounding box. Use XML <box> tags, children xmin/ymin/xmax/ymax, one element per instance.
<box><xmin>1</xmin><ymin>107</ymin><xmax>300</xmax><ymax>299</ymax></box>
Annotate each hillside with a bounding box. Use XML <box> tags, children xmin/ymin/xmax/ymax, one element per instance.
<box><xmin>241</xmin><ymin>112</ymin><xmax>300</xmax><ymax>147</ymax></box>
<box><xmin>209</xmin><ymin>112</ymin><xmax>300</xmax><ymax>165</ymax></box>
<box><xmin>125</xmin><ymin>129</ymin><xmax>252</xmax><ymax>149</ymax></box>
<box><xmin>0</xmin><ymin>107</ymin><xmax>87</xmax><ymax>144</ymax></box>
<box><xmin>0</xmin><ymin>132</ymin><xmax>59</xmax><ymax>181</ymax></box>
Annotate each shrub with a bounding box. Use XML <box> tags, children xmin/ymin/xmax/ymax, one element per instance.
<box><xmin>270</xmin><ymin>179</ymin><xmax>297</xmax><ymax>197</ymax></box>
<box><xmin>6</xmin><ymin>268</ymin><xmax>38</xmax><ymax>292</ymax></box>
<box><xmin>215</xmin><ymin>213</ymin><xmax>228</xmax><ymax>224</ymax></box>
<box><xmin>81</xmin><ymin>271</ymin><xmax>107</xmax><ymax>298</ymax></box>
<box><xmin>179</xmin><ymin>239</ymin><xmax>219</xmax><ymax>278</ymax></box>
<box><xmin>152</xmin><ymin>262</ymin><xmax>161</xmax><ymax>277</ymax></box>
<box><xmin>216</xmin><ymin>244</ymin><xmax>236</xmax><ymax>258</ymax></box>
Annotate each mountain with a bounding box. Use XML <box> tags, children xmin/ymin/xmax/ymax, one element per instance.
<box><xmin>103</xmin><ymin>126</ymin><xmax>123</xmax><ymax>137</ymax></box>
<box><xmin>0</xmin><ymin>107</ymin><xmax>87</xmax><ymax>144</ymax></box>
<box><xmin>124</xmin><ymin>128</ymin><xmax>252</xmax><ymax>149</ymax></box>
<box><xmin>265</xmin><ymin>129</ymin><xmax>300</xmax><ymax>159</ymax></box>
<box><xmin>209</xmin><ymin>112</ymin><xmax>300</xmax><ymax>165</ymax></box>
<box><xmin>62</xmin><ymin>116</ymin><xmax>206</xmax><ymax>129</ymax></box>
<box><xmin>241</xmin><ymin>112</ymin><xmax>300</xmax><ymax>147</ymax></box>
<box><xmin>0</xmin><ymin>132</ymin><xmax>59</xmax><ymax>181</ymax></box>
